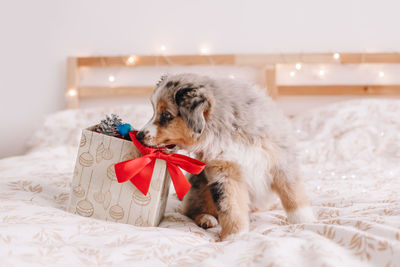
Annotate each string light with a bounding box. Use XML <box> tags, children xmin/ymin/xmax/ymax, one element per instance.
<box><xmin>108</xmin><ymin>75</ymin><xmax>115</xmax><ymax>83</ymax></box>
<box><xmin>67</xmin><ymin>89</ymin><xmax>77</xmax><ymax>97</ymax></box>
<box><xmin>99</xmin><ymin>51</ymin><xmax>392</xmax><ymax>98</ymax></box>
<box><xmin>127</xmin><ymin>56</ymin><xmax>136</xmax><ymax>64</ymax></box>
<box><xmin>199</xmin><ymin>47</ymin><xmax>209</xmax><ymax>55</ymax></box>
<box><xmin>160</xmin><ymin>45</ymin><xmax>166</xmax><ymax>53</ymax></box>
<box><xmin>333</xmin><ymin>53</ymin><xmax>340</xmax><ymax>60</ymax></box>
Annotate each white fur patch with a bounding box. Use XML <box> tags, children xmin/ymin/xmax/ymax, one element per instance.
<box><xmin>287</xmin><ymin>206</ymin><xmax>315</xmax><ymax>224</ymax></box>
<box><xmin>216</xmin><ymin>141</ymin><xmax>274</xmax><ymax>211</ymax></box>
<box><xmin>145</xmin><ymin>123</ymin><xmax>157</xmax><ymax>138</ymax></box>
<box><xmin>140</xmin><ymin>112</ymin><xmax>158</xmax><ymax>145</ymax></box>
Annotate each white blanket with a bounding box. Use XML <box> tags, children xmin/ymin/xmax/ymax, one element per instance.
<box><xmin>0</xmin><ymin>99</ymin><xmax>399</xmax><ymax>266</ymax></box>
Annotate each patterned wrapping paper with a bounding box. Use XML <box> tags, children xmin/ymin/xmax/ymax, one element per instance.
<box><xmin>67</xmin><ymin>126</ymin><xmax>171</xmax><ymax>226</ymax></box>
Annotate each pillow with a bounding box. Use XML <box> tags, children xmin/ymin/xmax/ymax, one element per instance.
<box><xmin>27</xmin><ymin>104</ymin><xmax>153</xmax><ymax>150</ymax></box>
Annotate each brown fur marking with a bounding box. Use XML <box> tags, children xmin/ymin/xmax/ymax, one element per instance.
<box><xmin>156</xmin><ymin>100</ymin><xmax>168</xmax><ymax>113</ymax></box>
<box><xmin>203</xmin><ymin>97</ymin><xmax>212</xmax><ymax>119</ymax></box>
<box><xmin>271</xmin><ymin>167</ymin><xmax>310</xmax><ymax>212</ymax></box>
<box><xmin>205</xmin><ymin>160</ymin><xmax>249</xmax><ymax>240</ymax></box>
<box><xmin>193</xmin><ymin>184</ymin><xmax>218</xmax><ymax>218</ymax></box>
<box><xmin>218</xmin><ymin>178</ymin><xmax>249</xmax><ymax>239</ymax></box>
<box><xmin>192</xmin><ymin>186</ymin><xmax>219</xmax><ymax>229</ymax></box>
<box><xmin>153</xmin><ymin>100</ymin><xmax>198</xmax><ymax>147</ymax></box>
<box><xmin>155</xmin><ymin>116</ymin><xmax>197</xmax><ymax>146</ymax></box>
<box><xmin>205</xmin><ymin>160</ymin><xmax>242</xmax><ymax>183</ymax></box>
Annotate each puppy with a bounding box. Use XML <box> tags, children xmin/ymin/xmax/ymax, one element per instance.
<box><xmin>137</xmin><ymin>73</ymin><xmax>314</xmax><ymax>240</ymax></box>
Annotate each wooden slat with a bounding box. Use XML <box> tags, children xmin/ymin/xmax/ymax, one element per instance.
<box><xmin>67</xmin><ymin>53</ymin><xmax>400</xmax><ymax>109</ymax></box>
<box><xmin>170</xmin><ymin>54</ymin><xmax>235</xmax><ymax>65</ymax></box>
<box><xmin>265</xmin><ymin>67</ymin><xmax>277</xmax><ymax>98</ymax></box>
<box><xmin>235</xmin><ymin>53</ymin><xmax>400</xmax><ymax>64</ymax></box>
<box><xmin>78</xmin><ymin>53</ymin><xmax>339</xmax><ymax>67</ymax></box>
<box><xmin>79</xmin><ymin>84</ymin><xmax>400</xmax><ymax>98</ymax></box>
<box><xmin>339</xmin><ymin>54</ymin><xmax>363</xmax><ymax>64</ymax></box>
<box><xmin>235</xmin><ymin>53</ymin><xmax>338</xmax><ymax>66</ymax></box>
<box><xmin>278</xmin><ymin>85</ymin><xmax>400</xmax><ymax>95</ymax></box>
<box><xmin>76</xmin><ymin>53</ymin><xmax>400</xmax><ymax>68</ymax></box>
<box><xmin>78</xmin><ymin>86</ymin><xmax>155</xmax><ymax>98</ymax></box>
<box><xmin>66</xmin><ymin>57</ymin><xmax>79</xmax><ymax>108</ymax></box>
<box><xmin>77</xmin><ymin>55</ymin><xmax>235</xmax><ymax>67</ymax></box>
<box><xmin>340</xmin><ymin>53</ymin><xmax>400</xmax><ymax>64</ymax></box>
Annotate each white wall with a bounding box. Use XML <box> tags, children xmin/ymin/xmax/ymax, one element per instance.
<box><xmin>1</xmin><ymin>0</ymin><xmax>400</xmax><ymax>158</ymax></box>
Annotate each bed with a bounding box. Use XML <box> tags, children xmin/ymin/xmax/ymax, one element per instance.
<box><xmin>0</xmin><ymin>99</ymin><xmax>399</xmax><ymax>266</ymax></box>
<box><xmin>1</xmin><ymin>53</ymin><xmax>400</xmax><ymax>266</ymax></box>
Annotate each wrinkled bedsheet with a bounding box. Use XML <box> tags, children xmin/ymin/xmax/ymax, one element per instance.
<box><xmin>0</xmin><ymin>99</ymin><xmax>399</xmax><ymax>266</ymax></box>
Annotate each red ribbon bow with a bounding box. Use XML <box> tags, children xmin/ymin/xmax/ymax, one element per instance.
<box><xmin>114</xmin><ymin>131</ymin><xmax>205</xmax><ymax>200</ymax></box>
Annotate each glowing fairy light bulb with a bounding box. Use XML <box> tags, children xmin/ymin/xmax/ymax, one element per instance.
<box><xmin>379</xmin><ymin>71</ymin><xmax>385</xmax><ymax>78</ymax></box>
<box><xmin>160</xmin><ymin>45</ymin><xmax>166</xmax><ymax>52</ymax></box>
<box><xmin>108</xmin><ymin>75</ymin><xmax>115</xmax><ymax>83</ymax></box>
<box><xmin>333</xmin><ymin>53</ymin><xmax>340</xmax><ymax>60</ymax></box>
<box><xmin>200</xmin><ymin>47</ymin><xmax>209</xmax><ymax>55</ymax></box>
<box><xmin>127</xmin><ymin>56</ymin><xmax>136</xmax><ymax>64</ymax></box>
<box><xmin>318</xmin><ymin>69</ymin><xmax>325</xmax><ymax>76</ymax></box>
<box><xmin>295</xmin><ymin>63</ymin><xmax>302</xmax><ymax>70</ymax></box>
<box><xmin>67</xmin><ymin>89</ymin><xmax>77</xmax><ymax>97</ymax></box>
<box><xmin>290</xmin><ymin>71</ymin><xmax>295</xmax><ymax>77</ymax></box>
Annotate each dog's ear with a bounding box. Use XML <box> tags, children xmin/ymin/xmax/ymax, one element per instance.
<box><xmin>156</xmin><ymin>74</ymin><xmax>168</xmax><ymax>87</ymax></box>
<box><xmin>174</xmin><ymin>87</ymin><xmax>210</xmax><ymax>135</ymax></box>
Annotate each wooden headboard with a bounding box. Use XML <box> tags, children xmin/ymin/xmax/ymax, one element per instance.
<box><xmin>66</xmin><ymin>53</ymin><xmax>400</xmax><ymax>108</ymax></box>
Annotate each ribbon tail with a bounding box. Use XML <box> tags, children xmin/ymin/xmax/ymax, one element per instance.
<box><xmin>166</xmin><ymin>163</ymin><xmax>191</xmax><ymax>200</ymax></box>
<box><xmin>130</xmin><ymin>160</ymin><xmax>155</xmax><ymax>195</ymax></box>
<box><xmin>163</xmin><ymin>153</ymin><xmax>205</xmax><ymax>175</ymax></box>
<box><xmin>115</xmin><ymin>157</ymin><xmax>155</xmax><ymax>196</ymax></box>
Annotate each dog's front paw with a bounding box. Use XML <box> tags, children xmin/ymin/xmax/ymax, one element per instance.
<box><xmin>287</xmin><ymin>206</ymin><xmax>315</xmax><ymax>224</ymax></box>
<box><xmin>219</xmin><ymin>229</ymin><xmax>249</xmax><ymax>242</ymax></box>
<box><xmin>194</xmin><ymin>214</ymin><xmax>218</xmax><ymax>229</ymax></box>
<box><xmin>219</xmin><ymin>219</ymin><xmax>249</xmax><ymax>241</ymax></box>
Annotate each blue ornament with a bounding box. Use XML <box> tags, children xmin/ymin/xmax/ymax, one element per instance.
<box><xmin>116</xmin><ymin>123</ymin><xmax>132</xmax><ymax>137</ymax></box>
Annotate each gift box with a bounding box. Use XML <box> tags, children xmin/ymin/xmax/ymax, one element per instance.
<box><xmin>67</xmin><ymin>125</ymin><xmax>171</xmax><ymax>227</ymax></box>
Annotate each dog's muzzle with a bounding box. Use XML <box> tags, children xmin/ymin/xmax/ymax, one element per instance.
<box><xmin>135</xmin><ymin>131</ymin><xmax>146</xmax><ymax>143</ymax></box>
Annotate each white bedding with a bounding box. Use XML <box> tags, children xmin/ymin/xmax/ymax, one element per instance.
<box><xmin>0</xmin><ymin>99</ymin><xmax>399</xmax><ymax>267</ymax></box>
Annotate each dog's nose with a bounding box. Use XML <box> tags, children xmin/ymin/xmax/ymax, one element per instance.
<box><xmin>135</xmin><ymin>131</ymin><xmax>145</xmax><ymax>142</ymax></box>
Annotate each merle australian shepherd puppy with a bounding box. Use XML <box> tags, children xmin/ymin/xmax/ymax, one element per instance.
<box><xmin>136</xmin><ymin>73</ymin><xmax>314</xmax><ymax>240</ymax></box>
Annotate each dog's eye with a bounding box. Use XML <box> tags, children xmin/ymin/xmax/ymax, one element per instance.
<box><xmin>160</xmin><ymin>111</ymin><xmax>173</xmax><ymax>121</ymax></box>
